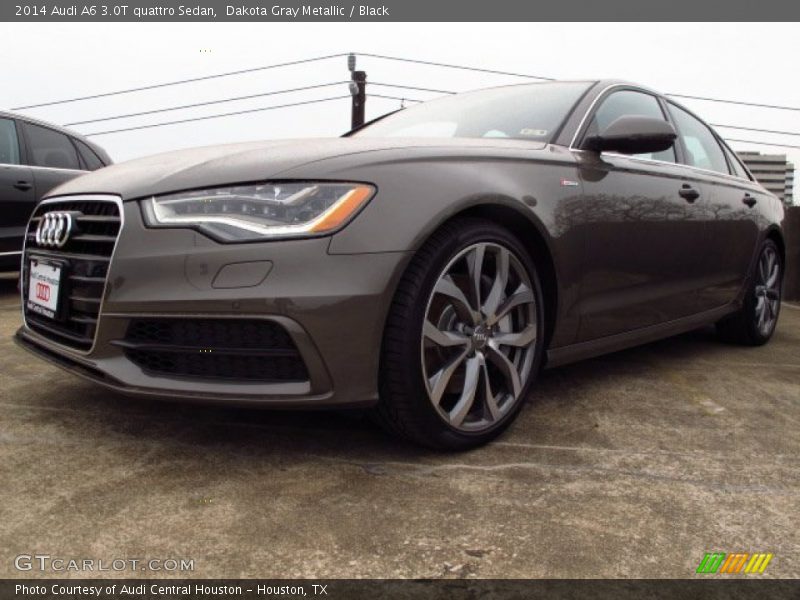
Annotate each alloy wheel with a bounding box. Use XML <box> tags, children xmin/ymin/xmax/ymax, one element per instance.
<box><xmin>754</xmin><ymin>245</ymin><xmax>781</xmax><ymax>337</ymax></box>
<box><xmin>420</xmin><ymin>242</ymin><xmax>538</xmax><ymax>432</ymax></box>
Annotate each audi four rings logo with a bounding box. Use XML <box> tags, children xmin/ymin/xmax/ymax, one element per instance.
<box><xmin>35</xmin><ymin>212</ymin><xmax>76</xmax><ymax>248</ymax></box>
<box><xmin>35</xmin><ymin>282</ymin><xmax>50</xmax><ymax>302</ymax></box>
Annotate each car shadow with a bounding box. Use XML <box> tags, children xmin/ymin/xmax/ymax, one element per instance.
<box><xmin>23</xmin><ymin>324</ymin><xmax>737</xmax><ymax>466</ymax></box>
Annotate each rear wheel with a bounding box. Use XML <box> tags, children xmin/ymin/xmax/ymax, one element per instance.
<box><xmin>374</xmin><ymin>218</ymin><xmax>545</xmax><ymax>450</ymax></box>
<box><xmin>716</xmin><ymin>239</ymin><xmax>782</xmax><ymax>346</ymax></box>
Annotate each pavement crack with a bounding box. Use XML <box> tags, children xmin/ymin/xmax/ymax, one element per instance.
<box><xmin>310</xmin><ymin>455</ymin><xmax>799</xmax><ymax>494</ymax></box>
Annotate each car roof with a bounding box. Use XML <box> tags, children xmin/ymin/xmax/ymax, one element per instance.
<box><xmin>448</xmin><ymin>79</ymin><xmax>670</xmax><ymax>104</ymax></box>
<box><xmin>0</xmin><ymin>108</ymin><xmax>112</xmax><ymax>164</ymax></box>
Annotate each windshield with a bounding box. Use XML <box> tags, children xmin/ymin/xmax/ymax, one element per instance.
<box><xmin>354</xmin><ymin>82</ymin><xmax>592</xmax><ymax>141</ymax></box>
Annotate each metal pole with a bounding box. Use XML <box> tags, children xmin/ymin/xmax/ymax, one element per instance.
<box><xmin>348</xmin><ymin>53</ymin><xmax>366</xmax><ymax>129</ymax></box>
<box><xmin>351</xmin><ymin>70</ymin><xmax>366</xmax><ymax>129</ymax></box>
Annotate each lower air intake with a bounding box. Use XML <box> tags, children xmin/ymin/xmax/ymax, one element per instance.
<box><xmin>120</xmin><ymin>318</ymin><xmax>308</xmax><ymax>382</ymax></box>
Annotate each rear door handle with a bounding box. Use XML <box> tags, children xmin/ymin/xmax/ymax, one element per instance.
<box><xmin>13</xmin><ymin>181</ymin><xmax>32</xmax><ymax>192</ymax></box>
<box><xmin>742</xmin><ymin>194</ymin><xmax>758</xmax><ymax>208</ymax></box>
<box><xmin>679</xmin><ymin>184</ymin><xmax>700</xmax><ymax>203</ymax></box>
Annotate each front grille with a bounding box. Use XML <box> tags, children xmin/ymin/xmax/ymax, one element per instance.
<box><xmin>118</xmin><ymin>318</ymin><xmax>309</xmax><ymax>382</ymax></box>
<box><xmin>22</xmin><ymin>198</ymin><xmax>121</xmax><ymax>351</ymax></box>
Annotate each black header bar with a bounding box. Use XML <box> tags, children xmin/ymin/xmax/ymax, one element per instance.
<box><xmin>4</xmin><ymin>0</ymin><xmax>800</xmax><ymax>22</ymax></box>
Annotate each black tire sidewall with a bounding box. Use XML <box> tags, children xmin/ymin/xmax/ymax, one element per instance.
<box><xmin>385</xmin><ymin>219</ymin><xmax>546</xmax><ymax>449</ymax></box>
<box><xmin>743</xmin><ymin>239</ymin><xmax>783</xmax><ymax>345</ymax></box>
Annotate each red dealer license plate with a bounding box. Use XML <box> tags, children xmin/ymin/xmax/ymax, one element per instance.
<box><xmin>27</xmin><ymin>259</ymin><xmax>63</xmax><ymax>320</ymax></box>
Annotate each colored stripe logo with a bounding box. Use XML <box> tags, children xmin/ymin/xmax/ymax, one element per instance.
<box><xmin>696</xmin><ymin>552</ymin><xmax>773</xmax><ymax>574</ymax></box>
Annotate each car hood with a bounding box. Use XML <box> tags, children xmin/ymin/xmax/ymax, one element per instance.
<box><xmin>45</xmin><ymin>137</ymin><xmax>550</xmax><ymax>201</ymax></box>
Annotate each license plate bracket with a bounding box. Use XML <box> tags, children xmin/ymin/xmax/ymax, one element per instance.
<box><xmin>26</xmin><ymin>256</ymin><xmax>68</xmax><ymax>321</ymax></box>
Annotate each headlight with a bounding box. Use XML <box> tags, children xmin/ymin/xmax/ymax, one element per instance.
<box><xmin>141</xmin><ymin>182</ymin><xmax>375</xmax><ymax>242</ymax></box>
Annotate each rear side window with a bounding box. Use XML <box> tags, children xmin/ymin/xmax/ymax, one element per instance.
<box><xmin>668</xmin><ymin>104</ymin><xmax>729</xmax><ymax>174</ymax></box>
<box><xmin>722</xmin><ymin>144</ymin><xmax>750</xmax><ymax>180</ymax></box>
<box><xmin>585</xmin><ymin>90</ymin><xmax>676</xmax><ymax>163</ymax></box>
<box><xmin>75</xmin><ymin>139</ymin><xmax>105</xmax><ymax>171</ymax></box>
<box><xmin>0</xmin><ymin>118</ymin><xmax>21</xmax><ymax>165</ymax></box>
<box><xmin>22</xmin><ymin>122</ymin><xmax>80</xmax><ymax>170</ymax></box>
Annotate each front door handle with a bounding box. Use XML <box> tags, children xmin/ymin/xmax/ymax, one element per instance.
<box><xmin>742</xmin><ymin>194</ymin><xmax>758</xmax><ymax>208</ymax></box>
<box><xmin>13</xmin><ymin>181</ymin><xmax>32</xmax><ymax>192</ymax></box>
<box><xmin>679</xmin><ymin>184</ymin><xmax>700</xmax><ymax>203</ymax></box>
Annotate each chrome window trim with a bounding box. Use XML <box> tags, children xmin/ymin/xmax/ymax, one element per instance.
<box><xmin>0</xmin><ymin>161</ymin><xmax>86</xmax><ymax>173</ymax></box>
<box><xmin>570</xmin><ymin>148</ymin><xmax>677</xmax><ymax>168</ymax></box>
<box><xmin>574</xmin><ymin>148</ymin><xmax>761</xmax><ymax>186</ymax></box>
<box><xmin>21</xmin><ymin>194</ymin><xmax>124</xmax><ymax>357</ymax></box>
<box><xmin>669</xmin><ymin>162</ymin><xmax>763</xmax><ymax>186</ymax></box>
<box><xmin>569</xmin><ymin>84</ymin><xmax>759</xmax><ymax>187</ymax></box>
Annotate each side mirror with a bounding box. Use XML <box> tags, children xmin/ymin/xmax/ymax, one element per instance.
<box><xmin>583</xmin><ymin>116</ymin><xmax>677</xmax><ymax>155</ymax></box>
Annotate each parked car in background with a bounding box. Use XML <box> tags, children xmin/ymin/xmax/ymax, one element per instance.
<box><xmin>0</xmin><ymin>111</ymin><xmax>111</xmax><ymax>270</ymax></box>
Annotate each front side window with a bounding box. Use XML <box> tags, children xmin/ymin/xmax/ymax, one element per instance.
<box><xmin>22</xmin><ymin>122</ymin><xmax>80</xmax><ymax>170</ymax></box>
<box><xmin>584</xmin><ymin>90</ymin><xmax>676</xmax><ymax>163</ymax></box>
<box><xmin>0</xmin><ymin>118</ymin><xmax>21</xmax><ymax>165</ymax></box>
<box><xmin>668</xmin><ymin>104</ymin><xmax>729</xmax><ymax>174</ymax></box>
<box><xmin>354</xmin><ymin>82</ymin><xmax>591</xmax><ymax>141</ymax></box>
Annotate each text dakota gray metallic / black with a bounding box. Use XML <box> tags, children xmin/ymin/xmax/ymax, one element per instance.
<box><xmin>16</xmin><ymin>80</ymin><xmax>786</xmax><ymax>449</ymax></box>
<box><xmin>226</xmin><ymin>5</ymin><xmax>351</xmax><ymax>17</ymax></box>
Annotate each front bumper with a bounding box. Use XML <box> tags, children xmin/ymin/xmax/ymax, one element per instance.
<box><xmin>17</xmin><ymin>199</ymin><xmax>412</xmax><ymax>408</ymax></box>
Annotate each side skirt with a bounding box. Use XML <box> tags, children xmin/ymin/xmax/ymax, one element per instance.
<box><xmin>545</xmin><ymin>304</ymin><xmax>738</xmax><ymax>369</ymax></box>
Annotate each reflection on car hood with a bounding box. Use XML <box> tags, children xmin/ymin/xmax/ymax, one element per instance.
<box><xmin>44</xmin><ymin>137</ymin><xmax>549</xmax><ymax>201</ymax></box>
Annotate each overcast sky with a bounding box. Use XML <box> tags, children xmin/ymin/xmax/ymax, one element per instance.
<box><xmin>2</xmin><ymin>22</ymin><xmax>798</xmax><ymax>202</ymax></box>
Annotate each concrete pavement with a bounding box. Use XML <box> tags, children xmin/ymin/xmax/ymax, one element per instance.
<box><xmin>0</xmin><ymin>273</ymin><xmax>797</xmax><ymax>578</ymax></box>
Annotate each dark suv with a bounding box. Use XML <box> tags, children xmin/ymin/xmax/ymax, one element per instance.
<box><xmin>0</xmin><ymin>111</ymin><xmax>111</xmax><ymax>270</ymax></box>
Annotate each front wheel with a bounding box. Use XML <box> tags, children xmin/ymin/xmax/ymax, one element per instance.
<box><xmin>716</xmin><ymin>239</ymin><xmax>783</xmax><ymax>346</ymax></box>
<box><xmin>374</xmin><ymin>218</ymin><xmax>545</xmax><ymax>450</ymax></box>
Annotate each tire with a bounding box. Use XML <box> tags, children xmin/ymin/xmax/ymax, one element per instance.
<box><xmin>373</xmin><ymin>218</ymin><xmax>546</xmax><ymax>450</ymax></box>
<box><xmin>716</xmin><ymin>239</ymin><xmax>783</xmax><ymax>346</ymax></box>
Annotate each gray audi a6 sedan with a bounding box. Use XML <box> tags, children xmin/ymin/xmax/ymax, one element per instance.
<box><xmin>16</xmin><ymin>80</ymin><xmax>785</xmax><ymax>449</ymax></box>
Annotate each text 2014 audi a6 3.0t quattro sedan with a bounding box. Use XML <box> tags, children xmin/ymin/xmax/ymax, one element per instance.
<box><xmin>15</xmin><ymin>80</ymin><xmax>785</xmax><ymax>449</ymax></box>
